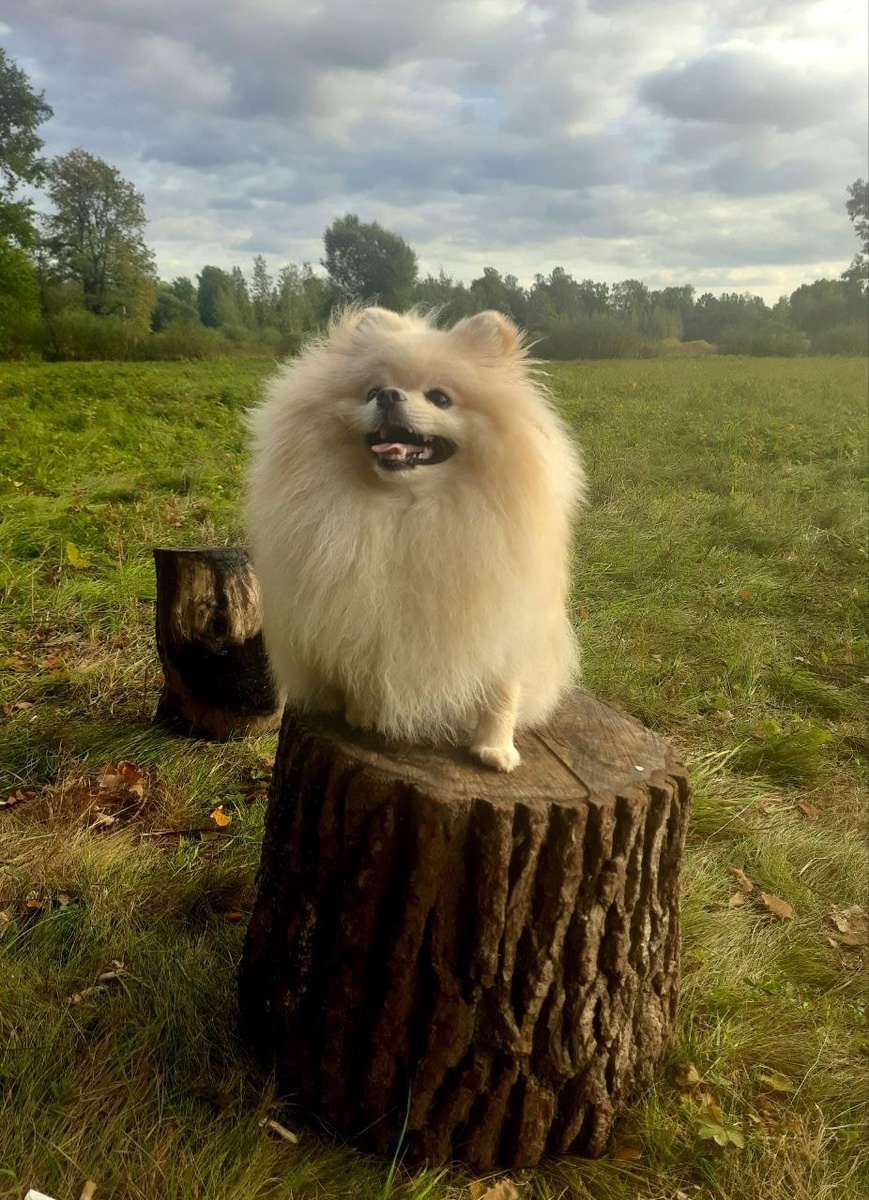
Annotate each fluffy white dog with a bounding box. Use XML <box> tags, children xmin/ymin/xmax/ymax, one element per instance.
<box><xmin>247</xmin><ymin>306</ymin><xmax>584</xmax><ymax>771</ymax></box>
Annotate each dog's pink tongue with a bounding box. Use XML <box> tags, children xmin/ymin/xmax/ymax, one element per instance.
<box><xmin>371</xmin><ymin>442</ymin><xmax>413</xmax><ymax>457</ymax></box>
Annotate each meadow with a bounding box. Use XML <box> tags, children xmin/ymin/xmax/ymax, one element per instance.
<box><xmin>0</xmin><ymin>354</ymin><xmax>866</xmax><ymax>1200</ymax></box>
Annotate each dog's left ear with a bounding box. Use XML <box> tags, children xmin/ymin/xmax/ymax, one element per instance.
<box><xmin>451</xmin><ymin>310</ymin><xmax>523</xmax><ymax>358</ymax></box>
<box><xmin>349</xmin><ymin>306</ymin><xmax>407</xmax><ymax>333</ymax></box>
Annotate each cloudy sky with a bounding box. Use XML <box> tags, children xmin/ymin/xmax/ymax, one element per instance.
<box><xmin>3</xmin><ymin>0</ymin><xmax>867</xmax><ymax>301</ymax></box>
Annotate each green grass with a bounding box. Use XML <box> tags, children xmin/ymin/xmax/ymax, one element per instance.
<box><xmin>1</xmin><ymin>355</ymin><xmax>867</xmax><ymax>1200</ymax></box>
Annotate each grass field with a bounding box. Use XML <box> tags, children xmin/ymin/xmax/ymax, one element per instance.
<box><xmin>0</xmin><ymin>355</ymin><xmax>866</xmax><ymax>1200</ymax></box>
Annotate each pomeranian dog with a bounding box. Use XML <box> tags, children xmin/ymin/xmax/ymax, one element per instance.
<box><xmin>246</xmin><ymin>306</ymin><xmax>584</xmax><ymax>772</ymax></box>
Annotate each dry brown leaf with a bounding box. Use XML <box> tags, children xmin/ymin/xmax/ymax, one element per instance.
<box><xmin>1</xmin><ymin>787</ymin><xmax>38</xmax><ymax>809</ymax></box>
<box><xmin>760</xmin><ymin>892</ymin><xmax>793</xmax><ymax>920</ymax></box>
<box><xmin>797</xmin><ymin>802</ymin><xmax>820</xmax><ymax>820</ymax></box>
<box><xmin>118</xmin><ymin>761</ymin><xmax>144</xmax><ymax>798</ymax></box>
<box><xmin>728</xmin><ymin>892</ymin><xmax>746</xmax><ymax>908</ymax></box>
<box><xmin>828</xmin><ymin>906</ymin><xmax>867</xmax><ymax>948</ymax></box>
<box><xmin>89</xmin><ymin>812</ymin><xmax>118</xmax><ymax>830</ymax></box>
<box><xmin>675</xmin><ymin>1063</ymin><xmax>703</xmax><ymax>1087</ymax></box>
<box><xmin>728</xmin><ymin>867</ymin><xmax>755</xmax><ymax>894</ymax></box>
<box><xmin>468</xmin><ymin>1182</ymin><xmax>520</xmax><ymax>1200</ymax></box>
<box><xmin>97</xmin><ymin>763</ymin><xmax>125</xmax><ymax>793</ymax></box>
<box><xmin>210</xmin><ymin>805</ymin><xmax>232</xmax><ymax>827</ymax></box>
<box><xmin>612</xmin><ymin>1145</ymin><xmax>643</xmax><ymax>1161</ymax></box>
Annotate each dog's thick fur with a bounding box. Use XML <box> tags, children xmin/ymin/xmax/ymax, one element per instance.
<box><xmin>246</xmin><ymin>306</ymin><xmax>584</xmax><ymax>771</ymax></box>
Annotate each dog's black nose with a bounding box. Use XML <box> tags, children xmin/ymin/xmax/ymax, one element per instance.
<box><xmin>376</xmin><ymin>387</ymin><xmax>405</xmax><ymax>411</ymax></box>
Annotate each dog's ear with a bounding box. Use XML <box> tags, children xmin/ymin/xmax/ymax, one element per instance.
<box><xmin>451</xmin><ymin>310</ymin><xmax>522</xmax><ymax>358</ymax></box>
<box><xmin>342</xmin><ymin>306</ymin><xmax>407</xmax><ymax>334</ymax></box>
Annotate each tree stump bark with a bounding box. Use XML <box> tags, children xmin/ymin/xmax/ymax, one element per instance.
<box><xmin>238</xmin><ymin>691</ymin><xmax>690</xmax><ymax>1170</ymax></box>
<box><xmin>153</xmin><ymin>546</ymin><xmax>282</xmax><ymax>740</ymax></box>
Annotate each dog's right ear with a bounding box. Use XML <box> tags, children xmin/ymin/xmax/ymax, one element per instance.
<box><xmin>450</xmin><ymin>310</ymin><xmax>523</xmax><ymax>359</ymax></box>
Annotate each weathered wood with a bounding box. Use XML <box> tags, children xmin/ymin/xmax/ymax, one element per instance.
<box><xmin>238</xmin><ymin>691</ymin><xmax>690</xmax><ymax>1169</ymax></box>
<box><xmin>153</xmin><ymin>546</ymin><xmax>281</xmax><ymax>740</ymax></box>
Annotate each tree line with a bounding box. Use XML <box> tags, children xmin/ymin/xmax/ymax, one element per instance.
<box><xmin>1</xmin><ymin>48</ymin><xmax>867</xmax><ymax>362</ymax></box>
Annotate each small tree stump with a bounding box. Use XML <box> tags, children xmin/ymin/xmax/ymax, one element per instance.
<box><xmin>238</xmin><ymin>691</ymin><xmax>690</xmax><ymax>1170</ymax></box>
<box><xmin>153</xmin><ymin>546</ymin><xmax>282</xmax><ymax>740</ymax></box>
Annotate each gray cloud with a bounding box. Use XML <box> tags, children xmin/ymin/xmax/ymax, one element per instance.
<box><xmin>640</xmin><ymin>46</ymin><xmax>861</xmax><ymax>130</ymax></box>
<box><xmin>1</xmin><ymin>0</ymin><xmax>866</xmax><ymax>299</ymax></box>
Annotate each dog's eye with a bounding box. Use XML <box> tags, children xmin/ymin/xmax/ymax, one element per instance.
<box><xmin>365</xmin><ymin>386</ymin><xmax>382</xmax><ymax>403</ymax></box>
<box><xmin>425</xmin><ymin>389</ymin><xmax>452</xmax><ymax>409</ymax></box>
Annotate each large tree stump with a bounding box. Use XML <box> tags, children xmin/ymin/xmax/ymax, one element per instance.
<box><xmin>238</xmin><ymin>691</ymin><xmax>690</xmax><ymax>1170</ymax></box>
<box><xmin>153</xmin><ymin>546</ymin><xmax>282</xmax><ymax>740</ymax></box>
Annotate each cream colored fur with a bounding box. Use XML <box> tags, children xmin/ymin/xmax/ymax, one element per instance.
<box><xmin>246</xmin><ymin>306</ymin><xmax>584</xmax><ymax>771</ymax></box>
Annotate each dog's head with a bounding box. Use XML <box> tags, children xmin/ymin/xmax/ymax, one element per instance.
<box><xmin>317</xmin><ymin>306</ymin><xmax>533</xmax><ymax>484</ymax></box>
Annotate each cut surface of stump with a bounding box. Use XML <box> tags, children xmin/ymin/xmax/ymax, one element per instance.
<box><xmin>238</xmin><ymin>690</ymin><xmax>690</xmax><ymax>1170</ymax></box>
<box><xmin>153</xmin><ymin>546</ymin><xmax>281</xmax><ymax>740</ymax></box>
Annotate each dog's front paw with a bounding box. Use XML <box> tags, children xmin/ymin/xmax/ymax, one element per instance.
<box><xmin>472</xmin><ymin>742</ymin><xmax>522</xmax><ymax>773</ymax></box>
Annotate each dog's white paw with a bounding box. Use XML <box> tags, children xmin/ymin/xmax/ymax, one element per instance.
<box><xmin>472</xmin><ymin>742</ymin><xmax>521</xmax><ymax>773</ymax></box>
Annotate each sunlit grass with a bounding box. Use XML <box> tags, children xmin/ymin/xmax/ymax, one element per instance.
<box><xmin>0</xmin><ymin>356</ymin><xmax>867</xmax><ymax>1199</ymax></box>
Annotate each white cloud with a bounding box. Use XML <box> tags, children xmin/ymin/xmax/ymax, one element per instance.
<box><xmin>3</xmin><ymin>0</ymin><xmax>866</xmax><ymax>300</ymax></box>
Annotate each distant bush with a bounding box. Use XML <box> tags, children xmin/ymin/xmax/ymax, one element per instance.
<box><xmin>717</xmin><ymin>321</ymin><xmax>808</xmax><ymax>357</ymax></box>
<box><xmin>810</xmin><ymin>320</ymin><xmax>869</xmax><ymax>356</ymax></box>
<box><xmin>44</xmin><ymin>310</ymin><xmax>150</xmax><ymax>361</ymax></box>
<box><xmin>140</xmin><ymin>323</ymin><xmax>228</xmax><ymax>360</ymax></box>
<box><xmin>0</xmin><ymin>241</ymin><xmax>44</xmax><ymax>359</ymax></box>
<box><xmin>659</xmin><ymin>338</ymin><xmax>717</xmax><ymax>357</ymax></box>
<box><xmin>538</xmin><ymin>314</ymin><xmax>664</xmax><ymax>360</ymax></box>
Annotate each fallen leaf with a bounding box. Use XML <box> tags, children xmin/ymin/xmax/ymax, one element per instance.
<box><xmin>728</xmin><ymin>892</ymin><xmax>746</xmax><ymax>908</ymax></box>
<box><xmin>828</xmin><ymin>906</ymin><xmax>867</xmax><ymax>948</ymax></box>
<box><xmin>117</xmin><ymin>761</ymin><xmax>144</xmax><ymax>798</ymax></box>
<box><xmin>210</xmin><ymin>805</ymin><xmax>232</xmax><ymax>827</ymax></box>
<box><xmin>760</xmin><ymin>892</ymin><xmax>793</xmax><ymax>920</ymax></box>
<box><xmin>1</xmin><ymin>787</ymin><xmax>38</xmax><ymax>809</ymax></box>
<box><xmin>223</xmin><ymin>911</ymin><xmax>244</xmax><ymax>924</ymax></box>
<box><xmin>797</xmin><ymin>802</ymin><xmax>819</xmax><ymax>820</ymax></box>
<box><xmin>612</xmin><ymin>1146</ymin><xmax>643</xmax><ymax>1161</ymax></box>
<box><xmin>468</xmin><ymin>1183</ymin><xmax>520</xmax><ymax>1200</ymax></box>
<box><xmin>674</xmin><ymin>1063</ymin><xmax>702</xmax><ymax>1087</ymax></box>
<box><xmin>757</xmin><ymin>1070</ymin><xmax>797</xmax><ymax>1094</ymax></box>
<box><xmin>65</xmin><ymin>541</ymin><xmax>90</xmax><ymax>569</ymax></box>
<box><xmin>728</xmin><ymin>867</ymin><xmax>755</xmax><ymax>894</ymax></box>
<box><xmin>696</xmin><ymin>1115</ymin><xmax>745</xmax><ymax>1148</ymax></box>
<box><xmin>89</xmin><ymin>812</ymin><xmax>118</xmax><ymax>830</ymax></box>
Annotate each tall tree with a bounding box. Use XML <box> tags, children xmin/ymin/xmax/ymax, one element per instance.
<box><xmin>322</xmin><ymin>214</ymin><xmax>417</xmax><ymax>310</ymax></box>
<box><xmin>251</xmin><ymin>254</ymin><xmax>275</xmax><ymax>327</ymax></box>
<box><xmin>274</xmin><ymin>262</ymin><xmax>328</xmax><ymax>341</ymax></box>
<box><xmin>42</xmin><ymin>148</ymin><xmax>155</xmax><ymax>316</ymax></box>
<box><xmin>197</xmin><ymin>265</ymin><xmax>233</xmax><ymax>327</ymax></box>
<box><xmin>843</xmin><ymin>178</ymin><xmax>868</xmax><ymax>291</ymax></box>
<box><xmin>230</xmin><ymin>265</ymin><xmax>253</xmax><ymax>327</ymax></box>
<box><xmin>0</xmin><ymin>48</ymin><xmax>53</xmax><ymax>247</ymax></box>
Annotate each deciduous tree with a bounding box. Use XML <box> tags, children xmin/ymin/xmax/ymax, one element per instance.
<box><xmin>0</xmin><ymin>48</ymin><xmax>53</xmax><ymax>247</ymax></box>
<box><xmin>322</xmin><ymin>213</ymin><xmax>417</xmax><ymax>310</ymax></box>
<box><xmin>42</xmin><ymin>148</ymin><xmax>155</xmax><ymax>318</ymax></box>
<box><xmin>843</xmin><ymin>178</ymin><xmax>868</xmax><ymax>291</ymax></box>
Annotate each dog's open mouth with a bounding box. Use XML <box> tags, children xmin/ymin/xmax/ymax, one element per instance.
<box><xmin>367</xmin><ymin>424</ymin><xmax>456</xmax><ymax>470</ymax></box>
